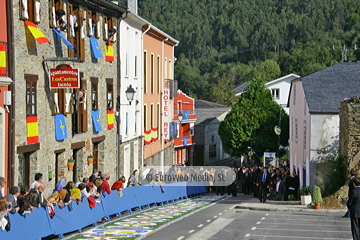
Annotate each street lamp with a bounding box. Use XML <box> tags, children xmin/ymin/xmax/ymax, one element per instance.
<box><xmin>125</xmin><ymin>85</ymin><xmax>136</xmax><ymax>105</ymax></box>
<box><xmin>177</xmin><ymin>111</ymin><xmax>183</xmax><ymax>123</ymax></box>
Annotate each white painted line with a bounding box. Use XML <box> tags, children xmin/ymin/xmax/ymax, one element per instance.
<box><xmin>244</xmin><ymin>233</ymin><xmax>250</xmax><ymax>237</ymax></box>
<box><xmin>258</xmin><ymin>222</ymin><xmax>350</xmax><ymax>227</ymax></box>
<box><xmin>206</xmin><ymin>220</ymin><xmax>211</xmax><ymax>223</ymax></box>
<box><xmin>261</xmin><ymin>217</ymin><xmax>265</xmax><ymax>220</ymax></box>
<box><xmin>263</xmin><ymin>218</ymin><xmax>349</xmax><ymax>223</ymax></box>
<box><xmin>177</xmin><ymin>237</ymin><xmax>185</xmax><ymax>240</ymax></box>
<box><xmin>255</xmin><ymin>228</ymin><xmax>349</xmax><ymax>233</ymax></box>
<box><xmin>218</xmin><ymin>213</ymin><xmax>223</xmax><ymax>215</ymax></box>
<box><xmin>265</xmin><ymin>213</ymin><xmax>269</xmax><ymax>216</ymax></box>
<box><xmin>251</xmin><ymin>227</ymin><xmax>256</xmax><ymax>230</ymax></box>
<box><xmin>198</xmin><ymin>224</ymin><xmax>203</xmax><ymax>228</ymax></box>
<box><xmin>186</xmin><ymin>217</ymin><xmax>235</xmax><ymax>240</ymax></box>
<box><xmin>256</xmin><ymin>222</ymin><xmax>261</xmax><ymax>224</ymax></box>
<box><xmin>213</xmin><ymin>216</ymin><xmax>218</xmax><ymax>218</ymax></box>
<box><xmin>224</xmin><ymin>210</ymin><xmax>228</xmax><ymax>212</ymax></box>
<box><xmin>229</xmin><ymin>205</ymin><xmax>237</xmax><ymax>209</ymax></box>
<box><xmin>248</xmin><ymin>235</ymin><xmax>351</xmax><ymax>240</ymax></box>
<box><xmin>188</xmin><ymin>230</ymin><xmax>195</xmax><ymax>233</ymax></box>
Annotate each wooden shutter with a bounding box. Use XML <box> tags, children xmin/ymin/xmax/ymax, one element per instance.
<box><xmin>49</xmin><ymin>0</ymin><xmax>55</xmax><ymax>27</ymax></box>
<box><xmin>67</xmin><ymin>4</ymin><xmax>74</xmax><ymax>57</ymax></box>
<box><xmin>103</xmin><ymin>16</ymin><xmax>108</xmax><ymax>41</ymax></box>
<box><xmin>87</xmin><ymin>11</ymin><xmax>92</xmax><ymax>37</ymax></box>
<box><xmin>34</xmin><ymin>0</ymin><xmax>41</xmax><ymax>23</ymax></box>
<box><xmin>64</xmin><ymin>88</ymin><xmax>73</xmax><ymax>114</ymax></box>
<box><xmin>110</xmin><ymin>19</ymin><xmax>117</xmax><ymax>42</ymax></box>
<box><xmin>79</xmin><ymin>8</ymin><xmax>86</xmax><ymax>62</ymax></box>
<box><xmin>95</xmin><ymin>13</ymin><xmax>100</xmax><ymax>39</ymax></box>
<box><xmin>79</xmin><ymin>77</ymin><xmax>88</xmax><ymax>132</ymax></box>
<box><xmin>20</xmin><ymin>0</ymin><xmax>29</xmax><ymax>20</ymax></box>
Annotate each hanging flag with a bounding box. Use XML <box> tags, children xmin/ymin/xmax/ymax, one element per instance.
<box><xmin>26</xmin><ymin>116</ymin><xmax>39</xmax><ymax>144</ymax></box>
<box><xmin>55</xmin><ymin>114</ymin><xmax>68</xmax><ymax>140</ymax></box>
<box><xmin>0</xmin><ymin>43</ymin><xmax>6</xmax><ymax>75</ymax></box>
<box><xmin>105</xmin><ymin>42</ymin><xmax>114</xmax><ymax>62</ymax></box>
<box><xmin>107</xmin><ymin>109</ymin><xmax>114</xmax><ymax>130</ymax></box>
<box><xmin>92</xmin><ymin>110</ymin><xmax>102</xmax><ymax>132</ymax></box>
<box><xmin>144</xmin><ymin>129</ymin><xmax>151</xmax><ymax>145</ymax></box>
<box><xmin>90</xmin><ymin>37</ymin><xmax>102</xmax><ymax>59</ymax></box>
<box><xmin>24</xmin><ymin>21</ymin><xmax>50</xmax><ymax>44</ymax></box>
<box><xmin>151</xmin><ymin>127</ymin><xmax>158</xmax><ymax>142</ymax></box>
<box><xmin>184</xmin><ymin>110</ymin><xmax>189</xmax><ymax>120</ymax></box>
<box><xmin>52</xmin><ymin>28</ymin><xmax>74</xmax><ymax>50</ymax></box>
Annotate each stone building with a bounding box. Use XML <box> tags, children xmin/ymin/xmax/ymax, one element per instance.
<box><xmin>12</xmin><ymin>0</ymin><xmax>126</xmax><ymax>194</ymax></box>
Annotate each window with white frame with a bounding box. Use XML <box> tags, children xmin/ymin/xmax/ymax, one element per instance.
<box><xmin>190</xmin><ymin>123</ymin><xmax>194</xmax><ymax>136</ymax></box>
<box><xmin>271</xmin><ymin>88</ymin><xmax>280</xmax><ymax>99</ymax></box>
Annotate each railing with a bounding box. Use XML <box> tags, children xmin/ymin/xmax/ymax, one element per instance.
<box><xmin>174</xmin><ymin>110</ymin><xmax>196</xmax><ymax>120</ymax></box>
<box><xmin>164</xmin><ymin>79</ymin><xmax>178</xmax><ymax>98</ymax></box>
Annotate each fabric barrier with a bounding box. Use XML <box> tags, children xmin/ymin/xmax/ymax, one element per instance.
<box><xmin>0</xmin><ymin>181</ymin><xmax>207</xmax><ymax>239</ymax></box>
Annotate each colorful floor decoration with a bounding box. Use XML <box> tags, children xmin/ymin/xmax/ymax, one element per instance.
<box><xmin>68</xmin><ymin>194</ymin><xmax>225</xmax><ymax>240</ymax></box>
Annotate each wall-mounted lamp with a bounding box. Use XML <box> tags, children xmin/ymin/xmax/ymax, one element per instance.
<box><xmin>178</xmin><ymin>111</ymin><xmax>183</xmax><ymax>123</ymax></box>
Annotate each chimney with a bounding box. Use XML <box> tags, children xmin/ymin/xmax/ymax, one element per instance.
<box><xmin>128</xmin><ymin>0</ymin><xmax>138</xmax><ymax>15</ymax></box>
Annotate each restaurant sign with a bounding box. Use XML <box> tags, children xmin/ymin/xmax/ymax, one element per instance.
<box><xmin>49</xmin><ymin>64</ymin><xmax>80</xmax><ymax>88</ymax></box>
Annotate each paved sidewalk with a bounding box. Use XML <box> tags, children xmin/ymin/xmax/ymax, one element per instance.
<box><xmin>235</xmin><ymin>195</ymin><xmax>347</xmax><ymax>213</ymax></box>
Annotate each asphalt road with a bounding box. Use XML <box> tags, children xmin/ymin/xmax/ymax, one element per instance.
<box><xmin>144</xmin><ymin>194</ymin><xmax>353</xmax><ymax>240</ymax></box>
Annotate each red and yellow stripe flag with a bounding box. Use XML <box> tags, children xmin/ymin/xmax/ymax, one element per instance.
<box><xmin>105</xmin><ymin>42</ymin><xmax>114</xmax><ymax>62</ymax></box>
<box><xmin>107</xmin><ymin>109</ymin><xmax>114</xmax><ymax>130</ymax></box>
<box><xmin>26</xmin><ymin>116</ymin><xmax>39</xmax><ymax>144</ymax></box>
<box><xmin>0</xmin><ymin>43</ymin><xmax>6</xmax><ymax>75</ymax></box>
<box><xmin>24</xmin><ymin>21</ymin><xmax>51</xmax><ymax>45</ymax></box>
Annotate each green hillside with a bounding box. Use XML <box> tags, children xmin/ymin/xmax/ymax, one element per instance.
<box><xmin>139</xmin><ymin>0</ymin><xmax>360</xmax><ymax>104</ymax></box>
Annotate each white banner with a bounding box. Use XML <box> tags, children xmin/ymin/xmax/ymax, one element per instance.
<box><xmin>162</xmin><ymin>88</ymin><xmax>170</xmax><ymax>139</ymax></box>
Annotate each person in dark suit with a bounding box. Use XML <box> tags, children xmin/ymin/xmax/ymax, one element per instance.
<box><xmin>5</xmin><ymin>186</ymin><xmax>20</xmax><ymax>214</ymax></box>
<box><xmin>347</xmin><ymin>177</ymin><xmax>360</xmax><ymax>240</ymax></box>
<box><xmin>252</xmin><ymin>166</ymin><xmax>260</xmax><ymax>198</ymax></box>
<box><xmin>243</xmin><ymin>168</ymin><xmax>252</xmax><ymax>195</ymax></box>
<box><xmin>292</xmin><ymin>171</ymin><xmax>300</xmax><ymax>200</ymax></box>
<box><xmin>344</xmin><ymin>170</ymin><xmax>357</xmax><ymax>217</ymax></box>
<box><xmin>257</xmin><ymin>167</ymin><xmax>271</xmax><ymax>203</ymax></box>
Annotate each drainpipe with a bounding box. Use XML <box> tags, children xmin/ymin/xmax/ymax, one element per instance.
<box><xmin>140</xmin><ymin>24</ymin><xmax>151</xmax><ymax>168</ymax></box>
<box><xmin>6</xmin><ymin>0</ymin><xmax>15</xmax><ymax>189</ymax></box>
<box><xmin>116</xmin><ymin>12</ymin><xmax>128</xmax><ymax>179</ymax></box>
<box><xmin>172</xmin><ymin>42</ymin><xmax>178</xmax><ymax>165</ymax></box>
<box><xmin>161</xmin><ymin>37</ymin><xmax>168</xmax><ymax>173</ymax></box>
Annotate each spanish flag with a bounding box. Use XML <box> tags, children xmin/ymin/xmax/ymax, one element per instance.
<box><xmin>144</xmin><ymin>129</ymin><xmax>151</xmax><ymax>145</ymax></box>
<box><xmin>105</xmin><ymin>42</ymin><xmax>114</xmax><ymax>62</ymax></box>
<box><xmin>24</xmin><ymin>21</ymin><xmax>51</xmax><ymax>45</ymax></box>
<box><xmin>151</xmin><ymin>127</ymin><xmax>158</xmax><ymax>142</ymax></box>
<box><xmin>0</xmin><ymin>43</ymin><xmax>6</xmax><ymax>75</ymax></box>
<box><xmin>26</xmin><ymin>116</ymin><xmax>39</xmax><ymax>144</ymax></box>
<box><xmin>107</xmin><ymin>109</ymin><xmax>114</xmax><ymax>130</ymax></box>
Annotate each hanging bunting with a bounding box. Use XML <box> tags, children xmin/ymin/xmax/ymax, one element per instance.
<box><xmin>92</xmin><ymin>110</ymin><xmax>102</xmax><ymax>132</ymax></box>
<box><xmin>144</xmin><ymin>129</ymin><xmax>151</xmax><ymax>145</ymax></box>
<box><xmin>26</xmin><ymin>116</ymin><xmax>39</xmax><ymax>144</ymax></box>
<box><xmin>0</xmin><ymin>43</ymin><xmax>6</xmax><ymax>75</ymax></box>
<box><xmin>151</xmin><ymin>127</ymin><xmax>158</xmax><ymax>142</ymax></box>
<box><xmin>54</xmin><ymin>114</ymin><xmax>68</xmax><ymax>140</ymax></box>
<box><xmin>107</xmin><ymin>109</ymin><xmax>114</xmax><ymax>130</ymax></box>
<box><xmin>105</xmin><ymin>42</ymin><xmax>114</xmax><ymax>62</ymax></box>
<box><xmin>52</xmin><ymin>28</ymin><xmax>74</xmax><ymax>50</ymax></box>
<box><xmin>24</xmin><ymin>21</ymin><xmax>51</xmax><ymax>44</ymax></box>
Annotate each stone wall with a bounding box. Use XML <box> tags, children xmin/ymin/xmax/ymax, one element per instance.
<box><xmin>339</xmin><ymin>97</ymin><xmax>360</xmax><ymax>171</ymax></box>
<box><xmin>13</xmin><ymin>1</ymin><xmax>121</xmax><ymax>195</ymax></box>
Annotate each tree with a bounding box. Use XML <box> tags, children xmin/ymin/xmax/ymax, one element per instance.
<box><xmin>218</xmin><ymin>77</ymin><xmax>289</xmax><ymax>164</ymax></box>
<box><xmin>206</xmin><ymin>76</ymin><xmax>237</xmax><ymax>106</ymax></box>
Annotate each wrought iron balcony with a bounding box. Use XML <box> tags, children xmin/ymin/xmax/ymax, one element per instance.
<box><xmin>164</xmin><ymin>79</ymin><xmax>178</xmax><ymax>98</ymax></box>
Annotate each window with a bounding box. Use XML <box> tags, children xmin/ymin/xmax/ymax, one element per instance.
<box><xmin>73</xmin><ymin>75</ymin><xmax>88</xmax><ymax>133</ymax></box>
<box><xmin>106</xmin><ymin>78</ymin><xmax>113</xmax><ymax>109</ymax></box>
<box><xmin>91</xmin><ymin>77</ymin><xmax>98</xmax><ymax>110</ymax></box>
<box><xmin>151</xmin><ymin>54</ymin><xmax>154</xmax><ymax>94</ymax></box>
<box><xmin>103</xmin><ymin>18</ymin><xmax>117</xmax><ymax>42</ymax></box>
<box><xmin>178</xmin><ymin>101</ymin><xmax>182</xmax><ymax>114</ymax></box>
<box><xmin>144</xmin><ymin>104</ymin><xmax>147</xmax><ymax>130</ymax></box>
<box><xmin>126</xmin><ymin>112</ymin><xmax>128</xmax><ymax>135</ymax></box>
<box><xmin>52</xmin><ymin>88</ymin><xmax>73</xmax><ymax>115</ymax></box>
<box><xmin>157</xmin><ymin>56</ymin><xmax>160</xmax><ymax>94</ymax></box>
<box><xmin>271</xmin><ymin>88</ymin><xmax>280</xmax><ymax>99</ymax></box>
<box><xmin>209</xmin><ymin>144</ymin><xmax>216</xmax><ymax>158</ymax></box>
<box><xmin>157</xmin><ymin>103</ymin><xmax>160</xmax><ymax>137</ymax></box>
<box><xmin>144</xmin><ymin>51</ymin><xmax>147</xmax><ymax>93</ymax></box>
<box><xmin>293</xmin><ymin>84</ymin><xmax>296</xmax><ymax>105</ymax></box>
<box><xmin>135</xmin><ymin>111</ymin><xmax>138</xmax><ymax>133</ymax></box>
<box><xmin>151</xmin><ymin>104</ymin><xmax>154</xmax><ymax>128</ymax></box>
<box><xmin>295</xmin><ymin>118</ymin><xmax>298</xmax><ymax>143</ymax></box>
<box><xmin>169</xmin><ymin>59</ymin><xmax>172</xmax><ymax>79</ymax></box>
<box><xmin>291</xmin><ymin>117</ymin><xmax>293</xmax><ymax>141</ymax></box>
<box><xmin>87</xmin><ymin>11</ymin><xmax>100</xmax><ymax>38</ymax></box>
<box><xmin>190</xmin><ymin>123</ymin><xmax>195</xmax><ymax>136</ymax></box>
<box><xmin>67</xmin><ymin>5</ymin><xmax>85</xmax><ymax>61</ymax></box>
<box><xmin>21</xmin><ymin>0</ymin><xmax>41</xmax><ymax>23</ymax></box>
<box><xmin>134</xmin><ymin>56</ymin><xmax>137</xmax><ymax>78</ymax></box>
<box><xmin>25</xmin><ymin>74</ymin><xmax>38</xmax><ymax>116</ymax></box>
<box><xmin>49</xmin><ymin>0</ymin><xmax>65</xmax><ymax>27</ymax></box>
<box><xmin>164</xmin><ymin>58</ymin><xmax>168</xmax><ymax>79</ymax></box>
<box><xmin>125</xmin><ymin>53</ymin><xmax>128</xmax><ymax>77</ymax></box>
<box><xmin>303</xmin><ymin>121</ymin><xmax>307</xmax><ymax>149</ymax></box>
<box><xmin>212</xmin><ymin>135</ymin><xmax>214</xmax><ymax>142</ymax></box>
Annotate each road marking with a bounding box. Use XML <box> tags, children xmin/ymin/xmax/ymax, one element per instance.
<box><xmin>198</xmin><ymin>224</ymin><xmax>203</xmax><ymax>228</ymax></box>
<box><xmin>244</xmin><ymin>234</ymin><xmax>250</xmax><ymax>237</ymax></box>
<box><xmin>263</xmin><ymin>218</ymin><xmax>349</xmax><ymax>223</ymax></box>
<box><xmin>248</xmin><ymin>235</ymin><xmax>351</xmax><ymax>240</ymax></box>
<box><xmin>261</xmin><ymin>217</ymin><xmax>265</xmax><ymax>220</ymax></box>
<box><xmin>251</xmin><ymin>227</ymin><xmax>256</xmax><ymax>230</ymax></box>
<box><xmin>255</xmin><ymin>228</ymin><xmax>349</xmax><ymax>233</ymax></box>
<box><xmin>218</xmin><ymin>213</ymin><xmax>223</xmax><ymax>215</ymax></box>
<box><xmin>177</xmin><ymin>237</ymin><xmax>185</xmax><ymax>240</ymax></box>
<box><xmin>229</xmin><ymin>205</ymin><xmax>237</xmax><ymax>209</ymax></box>
<box><xmin>213</xmin><ymin>216</ymin><xmax>218</xmax><ymax>218</ymax></box>
<box><xmin>256</xmin><ymin>222</ymin><xmax>261</xmax><ymax>224</ymax></box>
<box><xmin>186</xmin><ymin>217</ymin><xmax>235</xmax><ymax>240</ymax></box>
<box><xmin>258</xmin><ymin>222</ymin><xmax>350</xmax><ymax>227</ymax></box>
<box><xmin>206</xmin><ymin>220</ymin><xmax>211</xmax><ymax>223</ymax></box>
<box><xmin>224</xmin><ymin>210</ymin><xmax>228</xmax><ymax>212</ymax></box>
<box><xmin>188</xmin><ymin>230</ymin><xmax>195</xmax><ymax>233</ymax></box>
<box><xmin>265</xmin><ymin>213</ymin><xmax>269</xmax><ymax>216</ymax></box>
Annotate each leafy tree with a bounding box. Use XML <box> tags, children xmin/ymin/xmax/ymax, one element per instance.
<box><xmin>218</xmin><ymin>78</ymin><xmax>289</xmax><ymax>163</ymax></box>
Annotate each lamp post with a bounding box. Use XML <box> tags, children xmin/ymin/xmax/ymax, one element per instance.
<box><xmin>177</xmin><ymin>111</ymin><xmax>183</xmax><ymax>123</ymax></box>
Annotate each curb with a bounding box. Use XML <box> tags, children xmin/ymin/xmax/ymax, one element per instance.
<box><xmin>235</xmin><ymin>205</ymin><xmax>346</xmax><ymax>213</ymax></box>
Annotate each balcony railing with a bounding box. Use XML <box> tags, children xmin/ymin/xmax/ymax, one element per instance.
<box><xmin>173</xmin><ymin>110</ymin><xmax>196</xmax><ymax>120</ymax></box>
<box><xmin>164</xmin><ymin>79</ymin><xmax>178</xmax><ymax>98</ymax></box>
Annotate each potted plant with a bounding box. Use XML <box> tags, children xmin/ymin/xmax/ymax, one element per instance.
<box><xmin>68</xmin><ymin>156</ymin><xmax>75</xmax><ymax>170</ymax></box>
<box><xmin>87</xmin><ymin>154</ymin><xmax>94</xmax><ymax>165</ymax></box>
<box><xmin>300</xmin><ymin>185</ymin><xmax>312</xmax><ymax>205</ymax></box>
<box><xmin>312</xmin><ymin>186</ymin><xmax>323</xmax><ymax>209</ymax></box>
